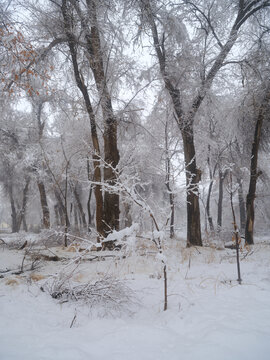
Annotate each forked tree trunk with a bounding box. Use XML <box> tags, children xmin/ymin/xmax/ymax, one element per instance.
<box><xmin>245</xmin><ymin>86</ymin><xmax>270</xmax><ymax>245</ymax></box>
<box><xmin>37</xmin><ymin>181</ymin><xmax>50</xmax><ymax>229</ymax></box>
<box><xmin>62</xmin><ymin>0</ymin><xmax>104</xmax><ymax>238</ymax></box>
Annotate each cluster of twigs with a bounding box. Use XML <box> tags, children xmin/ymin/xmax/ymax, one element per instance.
<box><xmin>44</xmin><ymin>275</ymin><xmax>135</xmax><ymax>315</ymax></box>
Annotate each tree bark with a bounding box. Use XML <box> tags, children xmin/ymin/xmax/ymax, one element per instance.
<box><xmin>182</xmin><ymin>129</ymin><xmax>202</xmax><ymax>246</ymax></box>
<box><xmin>206</xmin><ymin>146</ymin><xmax>217</xmax><ymax>232</ymax></box>
<box><xmin>217</xmin><ymin>169</ymin><xmax>227</xmax><ymax>230</ymax></box>
<box><xmin>8</xmin><ymin>183</ymin><xmax>18</xmax><ymax>233</ymax></box>
<box><xmin>85</xmin><ymin>0</ymin><xmax>120</xmax><ymax>233</ymax></box>
<box><xmin>237</xmin><ymin>177</ymin><xmax>246</xmax><ymax>234</ymax></box>
<box><xmin>54</xmin><ymin>190</ymin><xmax>68</xmax><ymax>227</ymax></box>
<box><xmin>165</xmin><ymin>120</ymin><xmax>175</xmax><ymax>238</ymax></box>
<box><xmin>245</xmin><ymin>85</ymin><xmax>270</xmax><ymax>245</ymax></box>
<box><xmin>17</xmin><ymin>177</ymin><xmax>30</xmax><ymax>231</ymax></box>
<box><xmin>37</xmin><ymin>181</ymin><xmax>50</xmax><ymax>229</ymax></box>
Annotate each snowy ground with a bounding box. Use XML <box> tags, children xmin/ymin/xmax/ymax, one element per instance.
<box><xmin>0</xmin><ymin>232</ymin><xmax>270</xmax><ymax>360</ymax></box>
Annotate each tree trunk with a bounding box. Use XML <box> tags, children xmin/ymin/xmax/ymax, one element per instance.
<box><xmin>217</xmin><ymin>169</ymin><xmax>227</xmax><ymax>230</ymax></box>
<box><xmin>54</xmin><ymin>190</ymin><xmax>67</xmax><ymax>226</ymax></box>
<box><xmin>245</xmin><ymin>85</ymin><xmax>270</xmax><ymax>245</ymax></box>
<box><xmin>62</xmin><ymin>0</ymin><xmax>104</xmax><ymax>238</ymax></box>
<box><xmin>123</xmin><ymin>202</ymin><xmax>132</xmax><ymax>228</ymax></box>
<box><xmin>8</xmin><ymin>183</ymin><xmax>19</xmax><ymax>233</ymax></box>
<box><xmin>206</xmin><ymin>146</ymin><xmax>217</xmax><ymax>232</ymax></box>
<box><xmin>85</xmin><ymin>0</ymin><xmax>120</xmax><ymax>233</ymax></box>
<box><xmin>182</xmin><ymin>129</ymin><xmax>202</xmax><ymax>246</ymax></box>
<box><xmin>17</xmin><ymin>177</ymin><xmax>30</xmax><ymax>231</ymax></box>
<box><xmin>74</xmin><ymin>205</ymin><xmax>79</xmax><ymax>231</ymax></box>
<box><xmin>37</xmin><ymin>181</ymin><xmax>50</xmax><ymax>229</ymax></box>
<box><xmin>237</xmin><ymin>177</ymin><xmax>246</xmax><ymax>234</ymax></box>
<box><xmin>87</xmin><ymin>159</ymin><xmax>93</xmax><ymax>231</ymax></box>
<box><xmin>73</xmin><ymin>185</ymin><xmax>87</xmax><ymax>229</ymax></box>
<box><xmin>54</xmin><ymin>204</ymin><xmax>60</xmax><ymax>227</ymax></box>
<box><xmin>165</xmin><ymin>120</ymin><xmax>175</xmax><ymax>238</ymax></box>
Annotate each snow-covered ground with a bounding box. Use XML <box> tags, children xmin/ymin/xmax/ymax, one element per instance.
<box><xmin>1</xmin><ymin>233</ymin><xmax>270</xmax><ymax>360</ymax></box>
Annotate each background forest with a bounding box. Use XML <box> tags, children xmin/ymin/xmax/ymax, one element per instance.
<box><xmin>0</xmin><ymin>0</ymin><xmax>270</xmax><ymax>247</ymax></box>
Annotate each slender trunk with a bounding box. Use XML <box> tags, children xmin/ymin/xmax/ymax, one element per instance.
<box><xmin>245</xmin><ymin>86</ymin><xmax>270</xmax><ymax>245</ymax></box>
<box><xmin>17</xmin><ymin>178</ymin><xmax>30</xmax><ymax>231</ymax></box>
<box><xmin>37</xmin><ymin>181</ymin><xmax>50</xmax><ymax>229</ymax></box>
<box><xmin>87</xmin><ymin>185</ymin><xmax>93</xmax><ymax>230</ymax></box>
<box><xmin>64</xmin><ymin>165</ymin><xmax>68</xmax><ymax>247</ymax></box>
<box><xmin>8</xmin><ymin>183</ymin><xmax>18</xmax><ymax>233</ymax></box>
<box><xmin>206</xmin><ymin>180</ymin><xmax>214</xmax><ymax>232</ymax></box>
<box><xmin>206</xmin><ymin>146</ymin><xmax>216</xmax><ymax>232</ymax></box>
<box><xmin>165</xmin><ymin>120</ymin><xmax>175</xmax><ymax>238</ymax></box>
<box><xmin>74</xmin><ymin>205</ymin><xmax>79</xmax><ymax>231</ymax></box>
<box><xmin>87</xmin><ymin>159</ymin><xmax>93</xmax><ymax>231</ymax></box>
<box><xmin>217</xmin><ymin>169</ymin><xmax>227</xmax><ymax>230</ymax></box>
<box><xmin>237</xmin><ymin>177</ymin><xmax>246</xmax><ymax>234</ymax></box>
<box><xmin>54</xmin><ymin>204</ymin><xmax>60</xmax><ymax>227</ymax></box>
<box><xmin>229</xmin><ymin>172</ymin><xmax>242</xmax><ymax>285</ymax></box>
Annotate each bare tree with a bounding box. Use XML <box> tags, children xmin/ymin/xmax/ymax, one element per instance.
<box><xmin>137</xmin><ymin>0</ymin><xmax>270</xmax><ymax>246</ymax></box>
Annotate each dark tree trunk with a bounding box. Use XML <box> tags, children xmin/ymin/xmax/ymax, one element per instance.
<box><xmin>8</xmin><ymin>183</ymin><xmax>19</xmax><ymax>233</ymax></box>
<box><xmin>237</xmin><ymin>177</ymin><xmax>246</xmax><ymax>234</ymax></box>
<box><xmin>37</xmin><ymin>181</ymin><xmax>50</xmax><ymax>229</ymax></box>
<box><xmin>182</xmin><ymin>129</ymin><xmax>202</xmax><ymax>246</ymax></box>
<box><xmin>229</xmin><ymin>173</ymin><xmax>242</xmax><ymax>285</ymax></box>
<box><xmin>87</xmin><ymin>159</ymin><xmax>93</xmax><ymax>231</ymax></box>
<box><xmin>87</xmin><ymin>184</ymin><xmax>93</xmax><ymax>230</ymax></box>
<box><xmin>245</xmin><ymin>86</ymin><xmax>270</xmax><ymax>245</ymax></box>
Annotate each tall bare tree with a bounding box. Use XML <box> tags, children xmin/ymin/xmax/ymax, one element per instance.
<box><xmin>138</xmin><ymin>0</ymin><xmax>270</xmax><ymax>246</ymax></box>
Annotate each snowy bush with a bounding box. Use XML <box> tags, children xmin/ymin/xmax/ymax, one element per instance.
<box><xmin>44</xmin><ymin>273</ymin><xmax>136</xmax><ymax>316</ymax></box>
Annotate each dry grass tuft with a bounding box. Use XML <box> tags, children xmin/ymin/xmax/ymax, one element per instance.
<box><xmin>30</xmin><ymin>273</ymin><xmax>46</xmax><ymax>282</ymax></box>
<box><xmin>5</xmin><ymin>278</ymin><xmax>19</xmax><ymax>286</ymax></box>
